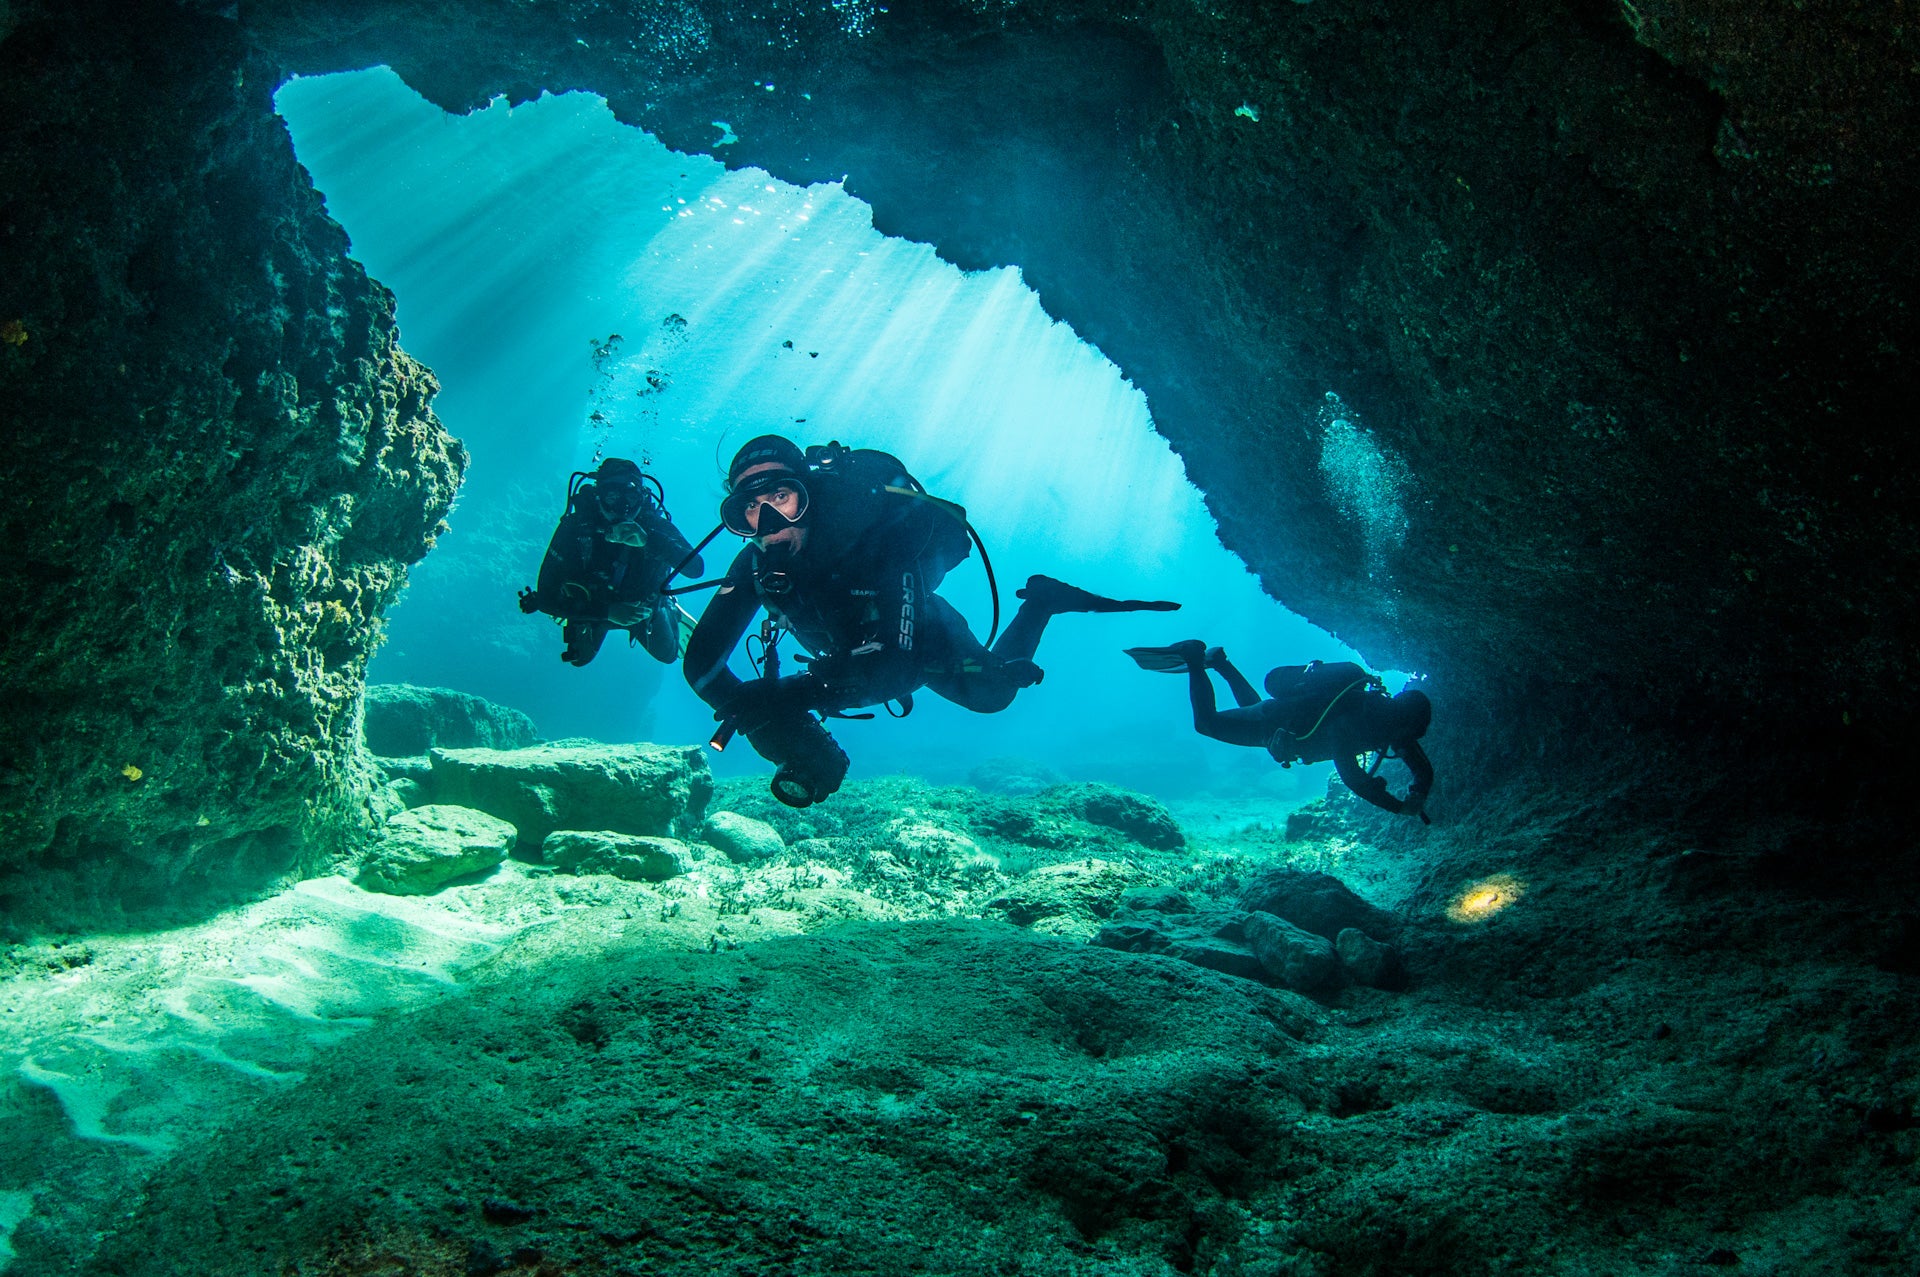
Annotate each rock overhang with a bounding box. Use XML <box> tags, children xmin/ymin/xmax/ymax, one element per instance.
<box><xmin>242</xmin><ymin>0</ymin><xmax>1918</xmax><ymax>739</ymax></box>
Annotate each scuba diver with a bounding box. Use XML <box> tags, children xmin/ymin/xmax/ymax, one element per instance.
<box><xmin>682</xmin><ymin>435</ymin><xmax>1180</xmax><ymax>807</ymax></box>
<box><xmin>518</xmin><ymin>457</ymin><xmax>703</xmax><ymax>666</ymax></box>
<box><xmin>1126</xmin><ymin>640</ymin><xmax>1435</xmax><ymax>822</ymax></box>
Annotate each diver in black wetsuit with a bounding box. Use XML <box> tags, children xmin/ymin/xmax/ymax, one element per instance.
<box><xmin>518</xmin><ymin>458</ymin><xmax>703</xmax><ymax>666</ymax></box>
<box><xmin>684</xmin><ymin>435</ymin><xmax>1179</xmax><ymax>807</ymax></box>
<box><xmin>1127</xmin><ymin>640</ymin><xmax>1435</xmax><ymax>821</ymax></box>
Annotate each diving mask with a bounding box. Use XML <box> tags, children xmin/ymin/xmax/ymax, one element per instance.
<box><xmin>596</xmin><ymin>481</ymin><xmax>644</xmax><ymax>523</ymax></box>
<box><xmin>721</xmin><ymin>474</ymin><xmax>810</xmax><ymax>537</ymax></box>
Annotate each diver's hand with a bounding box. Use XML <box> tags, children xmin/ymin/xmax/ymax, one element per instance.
<box><xmin>722</xmin><ymin>677</ymin><xmax>786</xmax><ymax>735</ymax></box>
<box><xmin>518</xmin><ymin>587</ymin><xmax>541</xmax><ymax>614</ymax></box>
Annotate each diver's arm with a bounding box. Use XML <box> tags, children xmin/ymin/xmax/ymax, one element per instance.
<box><xmin>528</xmin><ymin>510</ymin><xmax>600</xmax><ymax>616</ymax></box>
<box><xmin>1333</xmin><ymin>749</ymin><xmax>1404</xmax><ymax>814</ymax></box>
<box><xmin>1399</xmin><ymin>739</ymin><xmax>1434</xmax><ymax>799</ymax></box>
<box><xmin>645</xmin><ymin>504</ymin><xmax>704</xmax><ymax>581</ymax></box>
<box><xmin>682</xmin><ymin>549</ymin><xmax>760</xmax><ymax>710</ymax></box>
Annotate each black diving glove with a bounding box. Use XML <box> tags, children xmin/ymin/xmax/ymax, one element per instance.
<box><xmin>518</xmin><ymin>586</ymin><xmax>541</xmax><ymax>614</ymax></box>
<box><xmin>742</xmin><ymin>711</ymin><xmax>849</xmax><ymax>808</ymax></box>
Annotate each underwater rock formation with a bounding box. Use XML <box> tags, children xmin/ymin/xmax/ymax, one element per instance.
<box><xmin>539</xmin><ymin>830</ymin><xmax>695</xmax><ymax>882</ymax></box>
<box><xmin>423</xmin><ymin>742</ymin><xmax>713</xmax><ymax>847</ymax></box>
<box><xmin>0</xmin><ymin>2</ymin><xmax>465</xmax><ymax>926</ymax></box>
<box><xmin>5</xmin><ymin>0</ymin><xmax>1915</xmax><ymax>918</ymax></box>
<box><xmin>361</xmin><ymin>683</ymin><xmax>538</xmax><ymax>757</ymax></box>
<box><xmin>356</xmin><ymin>803</ymin><xmax>515</xmax><ymax>895</ymax></box>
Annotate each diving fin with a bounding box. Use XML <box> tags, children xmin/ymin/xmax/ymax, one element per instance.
<box><xmin>1018</xmin><ymin>574</ymin><xmax>1179</xmax><ymax>615</ymax></box>
<box><xmin>1124</xmin><ymin>641</ymin><xmax>1206</xmax><ymax>673</ymax></box>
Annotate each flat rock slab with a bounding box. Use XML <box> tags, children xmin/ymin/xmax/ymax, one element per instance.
<box><xmin>1095</xmin><ymin>906</ymin><xmax>1270</xmax><ymax>984</ymax></box>
<box><xmin>357</xmin><ymin>804</ymin><xmax>516</xmax><ymax>895</ymax></box>
<box><xmin>542</xmin><ymin>831</ymin><xmax>694</xmax><ymax>882</ymax></box>
<box><xmin>427</xmin><ymin>742</ymin><xmax>712</xmax><ymax>845</ymax></box>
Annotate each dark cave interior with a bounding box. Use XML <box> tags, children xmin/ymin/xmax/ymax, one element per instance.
<box><xmin>1</xmin><ymin>2</ymin><xmax>1917</xmax><ymax>1270</ymax></box>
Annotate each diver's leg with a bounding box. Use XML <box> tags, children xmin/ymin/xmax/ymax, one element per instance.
<box><xmin>640</xmin><ymin>607</ymin><xmax>679</xmax><ymax>663</ymax></box>
<box><xmin>1209</xmin><ymin>650</ymin><xmax>1262</xmax><ymax>707</ymax></box>
<box><xmin>563</xmin><ymin>620</ymin><xmax>610</xmax><ymax>666</ymax></box>
<box><xmin>923</xmin><ymin>594</ymin><xmax>1038</xmax><ymax>713</ymax></box>
<box><xmin>1183</xmin><ymin>649</ymin><xmax>1281</xmax><ymax>748</ymax></box>
<box><xmin>994</xmin><ymin>574</ymin><xmax>1181</xmax><ymax>664</ymax></box>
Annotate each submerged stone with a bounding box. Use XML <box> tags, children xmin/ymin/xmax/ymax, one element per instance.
<box><xmin>988</xmin><ymin>858</ymin><xmax>1158</xmax><ymax>935</ymax></box>
<box><xmin>1240</xmin><ymin>867</ymin><xmax>1399</xmax><ymax>941</ymax></box>
<box><xmin>1041</xmin><ymin>783</ymin><xmax>1185</xmax><ymax>850</ymax></box>
<box><xmin>1336</xmin><ymin>927</ymin><xmax>1408</xmax><ymax>990</ymax></box>
<box><xmin>700</xmin><ymin>810</ymin><xmax>786</xmax><ymax>863</ymax></box>
<box><xmin>542</xmin><ymin>831</ymin><xmax>693</xmax><ymax>882</ymax></box>
<box><xmin>357</xmin><ymin>804</ymin><xmax>515</xmax><ymax>895</ymax></box>
<box><xmin>1245</xmin><ymin>910</ymin><xmax>1340</xmax><ymax>991</ymax></box>
<box><xmin>426</xmin><ymin>742</ymin><xmax>711</xmax><ymax>845</ymax></box>
<box><xmin>1094</xmin><ymin>906</ymin><xmax>1269</xmax><ymax>983</ymax></box>
<box><xmin>362</xmin><ymin>684</ymin><xmax>538</xmax><ymax>757</ymax></box>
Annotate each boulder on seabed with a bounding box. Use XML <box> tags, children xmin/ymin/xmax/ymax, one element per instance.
<box><xmin>426</xmin><ymin>742</ymin><xmax>712</xmax><ymax>846</ymax></box>
<box><xmin>363</xmin><ymin>684</ymin><xmax>538</xmax><ymax>757</ymax></box>
<box><xmin>542</xmin><ymin>831</ymin><xmax>694</xmax><ymax>882</ymax></box>
<box><xmin>1041</xmin><ymin>783</ymin><xmax>1186</xmax><ymax>850</ymax></box>
<box><xmin>701</xmin><ymin>810</ymin><xmax>787</xmax><ymax>863</ymax></box>
<box><xmin>357</xmin><ymin>804</ymin><xmax>516</xmax><ymax>895</ymax></box>
<box><xmin>1336</xmin><ymin>927</ymin><xmax>1408</xmax><ymax>990</ymax></box>
<box><xmin>1240</xmin><ymin>867</ymin><xmax>1399</xmax><ymax>941</ymax></box>
<box><xmin>1245</xmin><ymin>910</ymin><xmax>1340</xmax><ymax>991</ymax></box>
<box><xmin>987</xmin><ymin>858</ymin><xmax>1158</xmax><ymax>935</ymax></box>
<box><xmin>1094</xmin><ymin>904</ymin><xmax>1269</xmax><ymax>983</ymax></box>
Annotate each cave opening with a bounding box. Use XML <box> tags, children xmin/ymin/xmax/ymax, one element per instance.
<box><xmin>274</xmin><ymin>66</ymin><xmax>1374</xmax><ymax>807</ymax></box>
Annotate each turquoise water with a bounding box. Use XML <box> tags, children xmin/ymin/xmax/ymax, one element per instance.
<box><xmin>274</xmin><ymin>68</ymin><xmax>1362</xmax><ymax>803</ymax></box>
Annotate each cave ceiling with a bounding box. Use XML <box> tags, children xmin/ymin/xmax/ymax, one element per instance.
<box><xmin>243</xmin><ymin>0</ymin><xmax>1917</xmax><ymax>732</ymax></box>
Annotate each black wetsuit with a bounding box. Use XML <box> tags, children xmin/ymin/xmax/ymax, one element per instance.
<box><xmin>525</xmin><ymin>485</ymin><xmax>700</xmax><ymax>665</ymax></box>
<box><xmin>684</xmin><ymin>472</ymin><xmax>1043</xmax><ymax>728</ymax></box>
<box><xmin>1187</xmin><ymin>655</ymin><xmax>1434</xmax><ymax>815</ymax></box>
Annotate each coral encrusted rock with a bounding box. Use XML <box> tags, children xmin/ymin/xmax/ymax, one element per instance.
<box><xmin>356</xmin><ymin>805</ymin><xmax>514</xmax><ymax>895</ymax></box>
<box><xmin>425</xmin><ymin>742</ymin><xmax>711</xmax><ymax>846</ymax></box>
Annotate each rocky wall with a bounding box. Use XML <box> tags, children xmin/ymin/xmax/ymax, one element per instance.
<box><xmin>0</xmin><ymin>0</ymin><xmax>466</xmax><ymax>927</ymax></box>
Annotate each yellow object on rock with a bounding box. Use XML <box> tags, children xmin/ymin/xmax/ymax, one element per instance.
<box><xmin>121</xmin><ymin>764</ymin><xmax>143</xmax><ymax>782</ymax></box>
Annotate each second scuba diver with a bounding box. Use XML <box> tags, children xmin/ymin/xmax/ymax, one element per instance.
<box><xmin>1127</xmin><ymin>640</ymin><xmax>1435</xmax><ymax>821</ymax></box>
<box><xmin>684</xmin><ymin>435</ymin><xmax>1180</xmax><ymax>807</ymax></box>
<box><xmin>519</xmin><ymin>457</ymin><xmax>703</xmax><ymax>666</ymax></box>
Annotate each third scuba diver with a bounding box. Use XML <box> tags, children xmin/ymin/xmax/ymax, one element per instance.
<box><xmin>682</xmin><ymin>435</ymin><xmax>1180</xmax><ymax>807</ymax></box>
<box><xmin>1127</xmin><ymin>640</ymin><xmax>1436</xmax><ymax>821</ymax></box>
